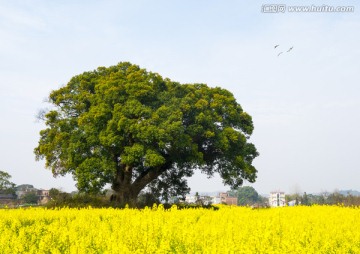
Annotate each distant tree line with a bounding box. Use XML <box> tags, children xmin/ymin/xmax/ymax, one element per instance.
<box><xmin>227</xmin><ymin>186</ymin><xmax>360</xmax><ymax>207</ymax></box>
<box><xmin>3</xmin><ymin>169</ymin><xmax>360</xmax><ymax>208</ymax></box>
<box><xmin>286</xmin><ymin>191</ymin><xmax>360</xmax><ymax>206</ymax></box>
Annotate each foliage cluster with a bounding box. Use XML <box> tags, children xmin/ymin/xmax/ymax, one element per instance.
<box><xmin>46</xmin><ymin>191</ymin><xmax>111</xmax><ymax>209</ymax></box>
<box><xmin>228</xmin><ymin>186</ymin><xmax>267</xmax><ymax>206</ymax></box>
<box><xmin>0</xmin><ymin>170</ymin><xmax>16</xmax><ymax>195</ymax></box>
<box><xmin>21</xmin><ymin>192</ymin><xmax>38</xmax><ymax>204</ymax></box>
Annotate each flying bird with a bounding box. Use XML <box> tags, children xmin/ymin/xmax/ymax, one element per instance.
<box><xmin>274</xmin><ymin>45</ymin><xmax>279</xmax><ymax>49</ymax></box>
<box><xmin>278</xmin><ymin>52</ymin><xmax>283</xmax><ymax>57</ymax></box>
<box><xmin>287</xmin><ymin>46</ymin><xmax>293</xmax><ymax>52</ymax></box>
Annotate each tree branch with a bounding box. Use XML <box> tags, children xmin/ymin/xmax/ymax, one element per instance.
<box><xmin>132</xmin><ymin>161</ymin><xmax>172</xmax><ymax>192</ymax></box>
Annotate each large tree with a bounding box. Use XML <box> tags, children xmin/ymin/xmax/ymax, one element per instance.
<box><xmin>35</xmin><ymin>62</ymin><xmax>258</xmax><ymax>205</ymax></box>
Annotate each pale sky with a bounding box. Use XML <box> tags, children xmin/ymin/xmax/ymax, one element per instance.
<box><xmin>1</xmin><ymin>1</ymin><xmax>359</xmax><ymax>195</ymax></box>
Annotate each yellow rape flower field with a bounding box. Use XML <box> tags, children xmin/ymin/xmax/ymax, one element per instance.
<box><xmin>1</xmin><ymin>205</ymin><xmax>360</xmax><ymax>253</ymax></box>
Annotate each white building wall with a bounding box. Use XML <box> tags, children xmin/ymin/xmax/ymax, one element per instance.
<box><xmin>269</xmin><ymin>192</ymin><xmax>286</xmax><ymax>207</ymax></box>
<box><xmin>212</xmin><ymin>197</ymin><xmax>221</xmax><ymax>204</ymax></box>
<box><xmin>185</xmin><ymin>195</ymin><xmax>196</xmax><ymax>204</ymax></box>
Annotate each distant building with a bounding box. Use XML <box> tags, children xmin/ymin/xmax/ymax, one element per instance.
<box><xmin>185</xmin><ymin>195</ymin><xmax>197</xmax><ymax>204</ymax></box>
<box><xmin>0</xmin><ymin>193</ymin><xmax>16</xmax><ymax>205</ymax></box>
<box><xmin>15</xmin><ymin>185</ymin><xmax>50</xmax><ymax>204</ymax></box>
<box><xmin>200</xmin><ymin>195</ymin><xmax>212</xmax><ymax>205</ymax></box>
<box><xmin>269</xmin><ymin>191</ymin><xmax>286</xmax><ymax>207</ymax></box>
<box><xmin>37</xmin><ymin>189</ymin><xmax>50</xmax><ymax>205</ymax></box>
<box><xmin>212</xmin><ymin>196</ymin><xmax>221</xmax><ymax>204</ymax></box>
<box><xmin>15</xmin><ymin>184</ymin><xmax>37</xmax><ymax>199</ymax></box>
<box><xmin>185</xmin><ymin>192</ymin><xmax>238</xmax><ymax>205</ymax></box>
<box><xmin>220</xmin><ymin>192</ymin><xmax>238</xmax><ymax>205</ymax></box>
<box><xmin>287</xmin><ymin>200</ymin><xmax>297</xmax><ymax>207</ymax></box>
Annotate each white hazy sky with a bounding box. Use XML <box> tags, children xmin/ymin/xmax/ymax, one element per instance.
<box><xmin>1</xmin><ymin>1</ymin><xmax>359</xmax><ymax>195</ymax></box>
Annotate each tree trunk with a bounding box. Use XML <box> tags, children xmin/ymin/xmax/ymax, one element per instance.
<box><xmin>110</xmin><ymin>188</ymin><xmax>140</xmax><ymax>207</ymax></box>
<box><xmin>110</xmin><ymin>161</ymin><xmax>171</xmax><ymax>206</ymax></box>
<box><xmin>111</xmin><ymin>165</ymin><xmax>140</xmax><ymax>206</ymax></box>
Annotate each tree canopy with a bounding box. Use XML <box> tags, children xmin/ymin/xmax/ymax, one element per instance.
<box><xmin>34</xmin><ymin>62</ymin><xmax>258</xmax><ymax>204</ymax></box>
<box><xmin>0</xmin><ymin>170</ymin><xmax>16</xmax><ymax>195</ymax></box>
<box><xmin>229</xmin><ymin>186</ymin><xmax>261</xmax><ymax>206</ymax></box>
<box><xmin>22</xmin><ymin>192</ymin><xmax>39</xmax><ymax>204</ymax></box>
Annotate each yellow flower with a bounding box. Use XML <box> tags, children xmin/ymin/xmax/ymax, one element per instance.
<box><xmin>0</xmin><ymin>205</ymin><xmax>359</xmax><ymax>253</ymax></box>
